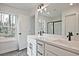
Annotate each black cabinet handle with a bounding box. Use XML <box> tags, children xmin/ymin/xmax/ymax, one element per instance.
<box><xmin>29</xmin><ymin>43</ymin><xmax>32</xmax><ymax>49</ymax></box>
<box><xmin>37</xmin><ymin>43</ymin><xmax>42</xmax><ymax>46</ymax></box>
<box><xmin>37</xmin><ymin>51</ymin><xmax>43</xmax><ymax>55</ymax></box>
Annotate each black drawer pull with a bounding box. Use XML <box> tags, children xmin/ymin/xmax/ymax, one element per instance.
<box><xmin>37</xmin><ymin>43</ymin><xmax>43</xmax><ymax>46</ymax></box>
<box><xmin>37</xmin><ymin>51</ymin><xmax>43</xmax><ymax>55</ymax></box>
<box><xmin>29</xmin><ymin>43</ymin><xmax>32</xmax><ymax>49</ymax></box>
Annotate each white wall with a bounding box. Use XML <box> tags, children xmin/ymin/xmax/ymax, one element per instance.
<box><xmin>28</xmin><ymin>15</ymin><xmax>35</xmax><ymax>35</ymax></box>
<box><xmin>0</xmin><ymin>4</ymin><xmax>35</xmax><ymax>53</ymax></box>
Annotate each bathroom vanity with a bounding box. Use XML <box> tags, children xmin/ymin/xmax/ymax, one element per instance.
<box><xmin>27</xmin><ymin>35</ymin><xmax>79</xmax><ymax>56</ymax></box>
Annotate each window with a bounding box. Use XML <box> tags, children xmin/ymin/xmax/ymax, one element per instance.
<box><xmin>0</xmin><ymin>13</ymin><xmax>16</xmax><ymax>37</ymax></box>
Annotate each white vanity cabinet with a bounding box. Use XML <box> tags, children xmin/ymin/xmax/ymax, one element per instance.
<box><xmin>27</xmin><ymin>36</ymin><xmax>36</xmax><ymax>56</ymax></box>
<box><xmin>27</xmin><ymin>36</ymin><xmax>79</xmax><ymax>56</ymax></box>
<box><xmin>45</xmin><ymin>43</ymin><xmax>78</xmax><ymax>56</ymax></box>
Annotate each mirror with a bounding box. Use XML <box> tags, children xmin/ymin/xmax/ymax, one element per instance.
<box><xmin>36</xmin><ymin>3</ymin><xmax>79</xmax><ymax>36</ymax></box>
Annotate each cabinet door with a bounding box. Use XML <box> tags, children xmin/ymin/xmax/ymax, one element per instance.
<box><xmin>31</xmin><ymin>39</ymin><xmax>36</xmax><ymax>56</ymax></box>
<box><xmin>45</xmin><ymin>50</ymin><xmax>56</xmax><ymax>56</ymax></box>
<box><xmin>65</xmin><ymin>13</ymin><xmax>78</xmax><ymax>35</ymax></box>
<box><xmin>27</xmin><ymin>37</ymin><xmax>32</xmax><ymax>56</ymax></box>
<box><xmin>27</xmin><ymin>37</ymin><xmax>36</xmax><ymax>56</ymax></box>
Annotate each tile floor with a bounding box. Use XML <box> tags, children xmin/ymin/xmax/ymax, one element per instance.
<box><xmin>0</xmin><ymin>48</ymin><xmax>27</xmax><ymax>56</ymax></box>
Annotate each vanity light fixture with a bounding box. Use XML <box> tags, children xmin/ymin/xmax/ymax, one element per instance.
<box><xmin>37</xmin><ymin>4</ymin><xmax>47</xmax><ymax>13</ymax></box>
<box><xmin>37</xmin><ymin>4</ymin><xmax>44</xmax><ymax>10</ymax></box>
<box><xmin>37</xmin><ymin>9</ymin><xmax>40</xmax><ymax>12</ymax></box>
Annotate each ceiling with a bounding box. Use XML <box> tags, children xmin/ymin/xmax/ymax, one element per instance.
<box><xmin>3</xmin><ymin>3</ymin><xmax>40</xmax><ymax>16</ymax></box>
<box><xmin>4</xmin><ymin>3</ymin><xmax>38</xmax><ymax>10</ymax></box>
<box><xmin>3</xmin><ymin>3</ymin><xmax>79</xmax><ymax>17</ymax></box>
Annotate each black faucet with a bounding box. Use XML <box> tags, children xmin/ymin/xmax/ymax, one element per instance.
<box><xmin>67</xmin><ymin>32</ymin><xmax>73</xmax><ymax>41</ymax></box>
<box><xmin>38</xmin><ymin>31</ymin><xmax>45</xmax><ymax>36</ymax></box>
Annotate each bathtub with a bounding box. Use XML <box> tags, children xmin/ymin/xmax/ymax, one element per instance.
<box><xmin>0</xmin><ymin>37</ymin><xmax>18</xmax><ymax>54</ymax></box>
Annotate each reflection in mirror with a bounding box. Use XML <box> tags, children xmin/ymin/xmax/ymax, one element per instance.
<box><xmin>47</xmin><ymin>22</ymin><xmax>53</xmax><ymax>34</ymax></box>
<box><xmin>54</xmin><ymin>20</ymin><xmax>62</xmax><ymax>35</ymax></box>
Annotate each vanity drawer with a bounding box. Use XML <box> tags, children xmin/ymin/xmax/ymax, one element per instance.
<box><xmin>37</xmin><ymin>50</ymin><xmax>43</xmax><ymax>56</ymax></box>
<box><xmin>37</xmin><ymin>41</ymin><xmax>44</xmax><ymax>56</ymax></box>
<box><xmin>45</xmin><ymin>50</ymin><xmax>56</xmax><ymax>56</ymax></box>
<box><xmin>37</xmin><ymin>41</ymin><xmax>44</xmax><ymax>47</ymax></box>
<box><xmin>45</xmin><ymin>44</ymin><xmax>78</xmax><ymax>56</ymax></box>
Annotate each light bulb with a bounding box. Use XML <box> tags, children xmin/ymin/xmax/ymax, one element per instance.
<box><xmin>37</xmin><ymin>9</ymin><xmax>40</xmax><ymax>12</ymax></box>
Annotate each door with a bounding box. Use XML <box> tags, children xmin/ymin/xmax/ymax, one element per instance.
<box><xmin>65</xmin><ymin>13</ymin><xmax>78</xmax><ymax>35</ymax></box>
<box><xmin>31</xmin><ymin>39</ymin><xmax>36</xmax><ymax>56</ymax></box>
<box><xmin>18</xmin><ymin>15</ymin><xmax>27</xmax><ymax>50</ymax></box>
